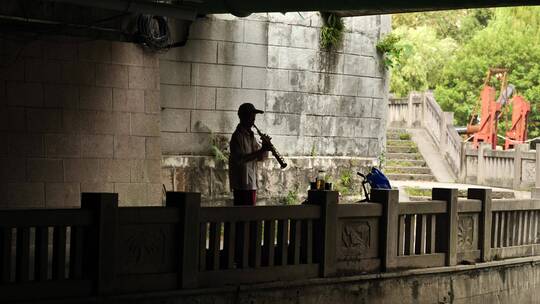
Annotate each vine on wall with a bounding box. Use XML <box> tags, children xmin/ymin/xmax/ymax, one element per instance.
<box><xmin>320</xmin><ymin>12</ymin><xmax>345</xmax><ymax>49</ymax></box>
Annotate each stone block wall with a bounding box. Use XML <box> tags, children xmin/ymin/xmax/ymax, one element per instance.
<box><xmin>160</xmin><ymin>13</ymin><xmax>391</xmax><ymax>200</ymax></box>
<box><xmin>0</xmin><ymin>37</ymin><xmax>162</xmax><ymax>207</ymax></box>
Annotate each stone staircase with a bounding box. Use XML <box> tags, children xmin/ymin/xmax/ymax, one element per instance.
<box><xmin>385</xmin><ymin>129</ymin><xmax>436</xmax><ymax>182</ymax></box>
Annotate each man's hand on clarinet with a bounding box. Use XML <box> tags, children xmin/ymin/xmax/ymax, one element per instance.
<box><xmin>260</xmin><ymin>135</ymin><xmax>272</xmax><ymax>152</ymax></box>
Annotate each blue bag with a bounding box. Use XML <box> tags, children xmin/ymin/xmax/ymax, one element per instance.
<box><xmin>366</xmin><ymin>167</ymin><xmax>391</xmax><ymax>189</ymax></box>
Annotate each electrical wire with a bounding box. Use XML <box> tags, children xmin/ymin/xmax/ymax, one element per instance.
<box><xmin>136</xmin><ymin>14</ymin><xmax>171</xmax><ymax>52</ymax></box>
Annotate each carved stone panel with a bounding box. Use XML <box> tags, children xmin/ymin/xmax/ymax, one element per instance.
<box><xmin>339</xmin><ymin>220</ymin><xmax>371</xmax><ymax>261</ymax></box>
<box><xmin>457</xmin><ymin>214</ymin><xmax>475</xmax><ymax>251</ymax></box>
<box><xmin>117</xmin><ymin>224</ymin><xmax>178</xmax><ymax>275</ymax></box>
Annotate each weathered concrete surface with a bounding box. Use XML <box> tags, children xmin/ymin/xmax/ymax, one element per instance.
<box><xmin>160</xmin><ymin>13</ymin><xmax>391</xmax><ymax>200</ymax></box>
<box><xmin>409</xmin><ymin>128</ymin><xmax>456</xmax><ymax>183</ymax></box>
<box><xmin>57</xmin><ymin>256</ymin><xmax>540</xmax><ymax>304</ymax></box>
<box><xmin>162</xmin><ymin>155</ymin><xmax>375</xmax><ymax>203</ymax></box>
<box><xmin>160</xmin><ymin>13</ymin><xmax>390</xmax><ymax>158</ymax></box>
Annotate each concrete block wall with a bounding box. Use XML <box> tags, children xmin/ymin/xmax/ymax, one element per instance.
<box><xmin>0</xmin><ymin>38</ymin><xmax>162</xmax><ymax>208</ymax></box>
<box><xmin>160</xmin><ymin>12</ymin><xmax>390</xmax><ymax>158</ymax></box>
<box><xmin>159</xmin><ymin>13</ymin><xmax>391</xmax><ymax>200</ymax></box>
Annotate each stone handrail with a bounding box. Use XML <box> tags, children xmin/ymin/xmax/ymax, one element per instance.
<box><xmin>388</xmin><ymin>92</ymin><xmax>461</xmax><ymax>178</ymax></box>
<box><xmin>5</xmin><ymin>188</ymin><xmax>540</xmax><ymax>302</ymax></box>
<box><xmin>461</xmin><ymin>143</ymin><xmax>538</xmax><ymax>190</ymax></box>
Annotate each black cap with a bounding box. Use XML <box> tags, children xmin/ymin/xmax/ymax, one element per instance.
<box><xmin>238</xmin><ymin>103</ymin><xmax>264</xmax><ymax>116</ymax></box>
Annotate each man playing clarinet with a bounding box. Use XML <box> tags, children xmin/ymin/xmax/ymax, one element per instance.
<box><xmin>229</xmin><ymin>103</ymin><xmax>270</xmax><ymax>206</ymax></box>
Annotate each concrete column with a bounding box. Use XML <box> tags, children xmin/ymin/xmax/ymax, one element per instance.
<box><xmin>532</xmin><ymin>143</ymin><xmax>540</xmax><ymax>199</ymax></box>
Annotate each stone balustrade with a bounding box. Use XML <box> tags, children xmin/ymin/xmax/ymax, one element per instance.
<box><xmin>3</xmin><ymin>187</ymin><xmax>540</xmax><ymax>302</ymax></box>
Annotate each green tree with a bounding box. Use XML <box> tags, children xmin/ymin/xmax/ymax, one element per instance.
<box><xmin>434</xmin><ymin>7</ymin><xmax>540</xmax><ymax>136</ymax></box>
<box><xmin>390</xmin><ymin>26</ymin><xmax>457</xmax><ymax>97</ymax></box>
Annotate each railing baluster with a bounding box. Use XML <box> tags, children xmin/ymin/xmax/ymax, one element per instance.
<box><xmin>404</xmin><ymin>215</ymin><xmax>412</xmax><ymax>255</ymax></box>
<box><xmin>303</xmin><ymin>220</ymin><xmax>313</xmax><ymax>264</ymax></box>
<box><xmin>224</xmin><ymin>222</ymin><xmax>235</xmax><ymax>269</ymax></box>
<box><xmin>199</xmin><ymin>223</ymin><xmax>207</xmax><ymax>271</ymax></box>
<box><xmin>533</xmin><ymin>211</ymin><xmax>539</xmax><ymax>244</ymax></box>
<box><xmin>241</xmin><ymin>222</ymin><xmax>250</xmax><ymax>268</ymax></box>
<box><xmin>409</xmin><ymin>215</ymin><xmax>417</xmax><ymax>255</ymax></box>
<box><xmin>517</xmin><ymin>211</ymin><xmax>523</xmax><ymax>245</ymax></box>
<box><xmin>500</xmin><ymin>212</ymin><xmax>506</xmax><ymax>247</ymax></box>
<box><xmin>420</xmin><ymin>215</ymin><xmax>427</xmax><ymax>254</ymax></box>
<box><xmin>430</xmin><ymin>215</ymin><xmax>436</xmax><ymax>253</ymax></box>
<box><xmin>277</xmin><ymin>219</ymin><xmax>288</xmax><ymax>265</ymax></box>
<box><xmin>263</xmin><ymin>220</ymin><xmax>276</xmax><ymax>266</ymax></box>
<box><xmin>529</xmin><ymin>211</ymin><xmax>535</xmax><ymax>245</ymax></box>
<box><xmin>289</xmin><ymin>220</ymin><xmax>301</xmax><ymax>265</ymax></box>
<box><xmin>35</xmin><ymin>226</ymin><xmax>49</xmax><ymax>281</ymax></box>
<box><xmin>209</xmin><ymin>222</ymin><xmax>220</xmax><ymax>270</ymax></box>
<box><xmin>250</xmin><ymin>221</ymin><xmax>262</xmax><ymax>268</ymax></box>
<box><xmin>16</xmin><ymin>227</ymin><xmax>30</xmax><ymax>282</ymax></box>
<box><xmin>523</xmin><ymin>211</ymin><xmax>529</xmax><ymax>245</ymax></box>
<box><xmin>0</xmin><ymin>228</ymin><xmax>12</xmax><ymax>283</ymax></box>
<box><xmin>69</xmin><ymin>226</ymin><xmax>84</xmax><ymax>279</ymax></box>
<box><xmin>398</xmin><ymin>215</ymin><xmax>405</xmax><ymax>256</ymax></box>
<box><xmin>493</xmin><ymin>213</ymin><xmax>499</xmax><ymax>248</ymax></box>
<box><xmin>506</xmin><ymin>212</ymin><xmax>512</xmax><ymax>247</ymax></box>
<box><xmin>52</xmin><ymin>226</ymin><xmax>66</xmax><ymax>280</ymax></box>
<box><xmin>511</xmin><ymin>211</ymin><xmax>517</xmax><ymax>246</ymax></box>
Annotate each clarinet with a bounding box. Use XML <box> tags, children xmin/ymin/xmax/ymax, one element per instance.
<box><xmin>253</xmin><ymin>125</ymin><xmax>288</xmax><ymax>169</ymax></box>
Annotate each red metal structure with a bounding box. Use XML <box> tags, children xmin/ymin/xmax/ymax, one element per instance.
<box><xmin>504</xmin><ymin>95</ymin><xmax>531</xmax><ymax>149</ymax></box>
<box><xmin>466</xmin><ymin>68</ymin><xmax>530</xmax><ymax>150</ymax></box>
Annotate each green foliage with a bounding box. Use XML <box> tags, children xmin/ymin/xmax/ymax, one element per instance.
<box><xmin>434</xmin><ymin>7</ymin><xmax>540</xmax><ymax>137</ymax></box>
<box><xmin>209</xmin><ymin>133</ymin><xmax>229</xmax><ymax>164</ymax></box>
<box><xmin>280</xmin><ymin>184</ymin><xmax>299</xmax><ymax>205</ymax></box>
<box><xmin>310</xmin><ymin>143</ymin><xmax>317</xmax><ymax>157</ymax></box>
<box><xmin>376</xmin><ymin>33</ymin><xmax>407</xmax><ymax>69</ymax></box>
<box><xmin>398</xmin><ymin>133</ymin><xmax>411</xmax><ymax>140</ymax></box>
<box><xmin>377</xmin><ymin>150</ymin><xmax>386</xmax><ymax>170</ymax></box>
<box><xmin>389</xmin><ymin>26</ymin><xmax>457</xmax><ymax>96</ymax></box>
<box><xmin>320</xmin><ymin>12</ymin><xmax>344</xmax><ymax>49</ymax></box>
<box><xmin>334</xmin><ymin>170</ymin><xmax>354</xmax><ymax>196</ymax></box>
<box><xmin>404</xmin><ymin>186</ymin><xmax>431</xmax><ymax>197</ymax></box>
<box><xmin>392</xmin><ymin>7</ymin><xmax>540</xmax><ymax>137</ymax></box>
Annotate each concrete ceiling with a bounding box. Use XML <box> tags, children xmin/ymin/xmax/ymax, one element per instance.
<box><xmin>51</xmin><ymin>0</ymin><xmax>540</xmax><ymax>18</ymax></box>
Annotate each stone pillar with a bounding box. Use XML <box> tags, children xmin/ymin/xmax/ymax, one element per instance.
<box><xmin>513</xmin><ymin>144</ymin><xmax>529</xmax><ymax>189</ymax></box>
<box><xmin>532</xmin><ymin>143</ymin><xmax>540</xmax><ymax>199</ymax></box>
<box><xmin>407</xmin><ymin>93</ymin><xmax>414</xmax><ymax>128</ymax></box>
<box><xmin>477</xmin><ymin>143</ymin><xmax>490</xmax><ymax>185</ymax></box>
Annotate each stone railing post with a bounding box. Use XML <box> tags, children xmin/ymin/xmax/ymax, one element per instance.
<box><xmin>459</xmin><ymin>142</ymin><xmax>468</xmax><ymax>182</ymax></box>
<box><xmin>477</xmin><ymin>143</ymin><xmax>490</xmax><ymax>185</ymax></box>
<box><xmin>307</xmin><ymin>190</ymin><xmax>338</xmax><ymax>277</ymax></box>
<box><xmin>432</xmin><ymin>188</ymin><xmax>458</xmax><ymax>266</ymax></box>
<box><xmin>371</xmin><ymin>189</ymin><xmax>399</xmax><ymax>272</ymax></box>
<box><xmin>513</xmin><ymin>144</ymin><xmax>529</xmax><ymax>189</ymax></box>
<box><xmin>81</xmin><ymin>193</ymin><xmax>118</xmax><ymax>295</ymax></box>
<box><xmin>467</xmin><ymin>188</ymin><xmax>492</xmax><ymax>262</ymax></box>
<box><xmin>534</xmin><ymin>143</ymin><xmax>540</xmax><ymax>199</ymax></box>
<box><xmin>407</xmin><ymin>93</ymin><xmax>414</xmax><ymax>127</ymax></box>
<box><xmin>166</xmin><ymin>192</ymin><xmax>201</xmax><ymax>289</ymax></box>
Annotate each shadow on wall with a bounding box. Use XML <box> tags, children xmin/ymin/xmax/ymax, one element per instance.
<box><xmin>0</xmin><ymin>36</ymin><xmax>162</xmax><ymax>208</ymax></box>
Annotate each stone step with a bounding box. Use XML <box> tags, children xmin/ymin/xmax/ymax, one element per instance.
<box><xmin>387</xmin><ymin>173</ymin><xmax>437</xmax><ymax>181</ymax></box>
<box><xmin>386</xmin><ymin>133</ymin><xmax>412</xmax><ymax>140</ymax></box>
<box><xmin>387</xmin><ymin>146</ymin><xmax>419</xmax><ymax>153</ymax></box>
<box><xmin>385</xmin><ymin>166</ymin><xmax>432</xmax><ymax>174</ymax></box>
<box><xmin>386</xmin><ymin>159</ymin><xmax>427</xmax><ymax>167</ymax></box>
<box><xmin>386</xmin><ymin>153</ymin><xmax>424</xmax><ymax>160</ymax></box>
<box><xmin>387</xmin><ymin>140</ymin><xmax>416</xmax><ymax>147</ymax></box>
